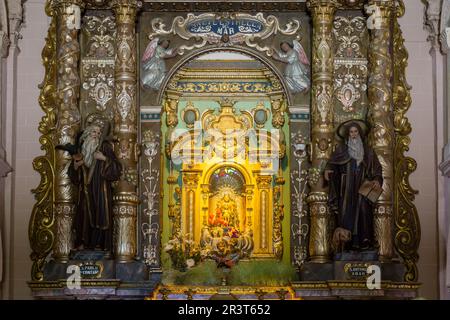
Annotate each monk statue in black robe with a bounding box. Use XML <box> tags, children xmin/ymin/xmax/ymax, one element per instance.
<box><xmin>68</xmin><ymin>121</ymin><xmax>122</xmax><ymax>253</ymax></box>
<box><xmin>324</xmin><ymin>120</ymin><xmax>383</xmax><ymax>251</ymax></box>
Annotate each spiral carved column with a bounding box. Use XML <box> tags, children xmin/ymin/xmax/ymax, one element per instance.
<box><xmin>112</xmin><ymin>0</ymin><xmax>138</xmax><ymax>262</ymax></box>
<box><xmin>53</xmin><ymin>0</ymin><xmax>83</xmax><ymax>262</ymax></box>
<box><xmin>366</xmin><ymin>0</ymin><xmax>395</xmax><ymax>262</ymax></box>
<box><xmin>306</xmin><ymin>0</ymin><xmax>338</xmax><ymax>263</ymax></box>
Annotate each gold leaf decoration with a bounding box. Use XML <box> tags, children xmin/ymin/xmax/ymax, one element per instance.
<box><xmin>393</xmin><ymin>0</ymin><xmax>420</xmax><ymax>282</ymax></box>
<box><xmin>29</xmin><ymin>1</ymin><xmax>57</xmax><ymax>281</ymax></box>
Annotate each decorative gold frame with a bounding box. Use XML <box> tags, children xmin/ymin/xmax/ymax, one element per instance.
<box><xmin>29</xmin><ymin>0</ymin><xmax>419</xmax><ymax>285</ymax></box>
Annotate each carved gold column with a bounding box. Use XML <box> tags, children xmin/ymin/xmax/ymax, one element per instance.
<box><xmin>53</xmin><ymin>0</ymin><xmax>83</xmax><ymax>262</ymax></box>
<box><xmin>244</xmin><ymin>184</ymin><xmax>254</xmax><ymax>233</ymax></box>
<box><xmin>112</xmin><ymin>0</ymin><xmax>138</xmax><ymax>262</ymax></box>
<box><xmin>182</xmin><ymin>172</ymin><xmax>200</xmax><ymax>238</ymax></box>
<box><xmin>306</xmin><ymin>0</ymin><xmax>338</xmax><ymax>263</ymax></box>
<box><xmin>257</xmin><ymin>176</ymin><xmax>272</xmax><ymax>254</ymax></box>
<box><xmin>165</xmin><ymin>90</ymin><xmax>181</xmax><ymax>239</ymax></box>
<box><xmin>366</xmin><ymin>0</ymin><xmax>395</xmax><ymax>262</ymax></box>
<box><xmin>200</xmin><ymin>184</ymin><xmax>210</xmax><ymax>227</ymax></box>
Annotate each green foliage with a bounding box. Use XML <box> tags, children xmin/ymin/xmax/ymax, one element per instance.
<box><xmin>162</xmin><ymin>259</ymin><xmax>298</xmax><ymax>286</ymax></box>
<box><xmin>162</xmin><ymin>260</ymin><xmax>222</xmax><ymax>286</ymax></box>
<box><xmin>228</xmin><ymin>260</ymin><xmax>298</xmax><ymax>286</ymax></box>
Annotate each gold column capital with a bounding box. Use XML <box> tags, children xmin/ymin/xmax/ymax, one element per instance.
<box><xmin>307</xmin><ymin>0</ymin><xmax>339</xmax><ymax>12</ymax></box>
<box><xmin>111</xmin><ymin>0</ymin><xmax>139</xmax><ymax>7</ymax></box>
<box><xmin>112</xmin><ymin>0</ymin><xmax>138</xmax><ymax>24</ymax></box>
<box><xmin>256</xmin><ymin>175</ymin><xmax>272</xmax><ymax>189</ymax></box>
<box><xmin>366</xmin><ymin>0</ymin><xmax>395</xmax><ymax>7</ymax></box>
<box><xmin>182</xmin><ymin>172</ymin><xmax>200</xmax><ymax>188</ymax></box>
<box><xmin>52</xmin><ymin>0</ymin><xmax>84</xmax><ymax>10</ymax></box>
<box><xmin>366</xmin><ymin>0</ymin><xmax>395</xmax><ymax>26</ymax></box>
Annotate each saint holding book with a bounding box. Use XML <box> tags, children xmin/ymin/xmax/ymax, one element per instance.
<box><xmin>324</xmin><ymin>120</ymin><xmax>383</xmax><ymax>251</ymax></box>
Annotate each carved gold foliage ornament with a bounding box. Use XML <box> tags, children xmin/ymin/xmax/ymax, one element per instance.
<box><xmin>30</xmin><ymin>1</ymin><xmax>58</xmax><ymax>281</ymax></box>
<box><xmin>81</xmin><ymin>14</ymin><xmax>116</xmax><ymax>120</ymax></box>
<box><xmin>270</xmin><ymin>98</ymin><xmax>286</xmax><ymax>129</ymax></box>
<box><xmin>148</xmin><ymin>12</ymin><xmax>302</xmax><ymax>56</ymax></box>
<box><xmin>333</xmin><ymin>16</ymin><xmax>368</xmax><ymax>122</ymax></box>
<box><xmin>273</xmin><ymin>180</ymin><xmax>285</xmax><ymax>259</ymax></box>
<box><xmin>181</xmin><ymin>101</ymin><xmax>200</xmax><ymax>129</ymax></box>
<box><xmin>164</xmin><ymin>96</ymin><xmax>179</xmax><ymax>128</ymax></box>
<box><xmin>393</xmin><ymin>0</ymin><xmax>420</xmax><ymax>282</ymax></box>
<box><xmin>84</xmin><ymin>15</ymin><xmax>116</xmax><ymax>58</ymax></box>
<box><xmin>170</xmin><ymin>82</ymin><xmax>275</xmax><ymax>94</ymax></box>
<box><xmin>141</xmin><ymin>130</ymin><xmax>161</xmax><ymax>267</ymax></box>
<box><xmin>333</xmin><ymin>16</ymin><xmax>366</xmax><ymax>59</ymax></box>
<box><xmin>290</xmin><ymin>133</ymin><xmax>309</xmax><ymax>267</ymax></box>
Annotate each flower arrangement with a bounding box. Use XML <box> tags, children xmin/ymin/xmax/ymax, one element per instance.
<box><xmin>164</xmin><ymin>233</ymin><xmax>204</xmax><ymax>272</ymax></box>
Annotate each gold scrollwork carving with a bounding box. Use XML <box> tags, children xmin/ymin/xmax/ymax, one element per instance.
<box><xmin>164</xmin><ymin>95</ymin><xmax>179</xmax><ymax>128</ymax></box>
<box><xmin>256</xmin><ymin>176</ymin><xmax>272</xmax><ymax>189</ymax></box>
<box><xmin>81</xmin><ymin>14</ymin><xmax>116</xmax><ymax>120</ymax></box>
<box><xmin>273</xmin><ymin>184</ymin><xmax>284</xmax><ymax>260</ymax></box>
<box><xmin>333</xmin><ymin>16</ymin><xmax>369</xmax><ymax>123</ymax></box>
<box><xmin>168</xmin><ymin>183</ymin><xmax>182</xmax><ymax>239</ymax></box>
<box><xmin>270</xmin><ymin>97</ymin><xmax>286</xmax><ymax>129</ymax></box>
<box><xmin>181</xmin><ymin>101</ymin><xmax>200</xmax><ymax>129</ymax></box>
<box><xmin>148</xmin><ymin>12</ymin><xmax>301</xmax><ymax>56</ymax></box>
<box><xmin>393</xmin><ymin>0</ymin><xmax>420</xmax><ymax>282</ymax></box>
<box><xmin>30</xmin><ymin>2</ymin><xmax>58</xmax><ymax>280</ymax></box>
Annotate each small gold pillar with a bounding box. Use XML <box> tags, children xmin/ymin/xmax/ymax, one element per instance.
<box><xmin>182</xmin><ymin>172</ymin><xmax>200</xmax><ymax>239</ymax></box>
<box><xmin>245</xmin><ymin>184</ymin><xmax>254</xmax><ymax>232</ymax></box>
<box><xmin>112</xmin><ymin>0</ymin><xmax>138</xmax><ymax>262</ymax></box>
<box><xmin>165</xmin><ymin>90</ymin><xmax>181</xmax><ymax>239</ymax></box>
<box><xmin>256</xmin><ymin>175</ymin><xmax>272</xmax><ymax>253</ymax></box>
<box><xmin>53</xmin><ymin>0</ymin><xmax>84</xmax><ymax>262</ymax></box>
<box><xmin>306</xmin><ymin>0</ymin><xmax>338</xmax><ymax>263</ymax></box>
<box><xmin>366</xmin><ymin>0</ymin><xmax>395</xmax><ymax>262</ymax></box>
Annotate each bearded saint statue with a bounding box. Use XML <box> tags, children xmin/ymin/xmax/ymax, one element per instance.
<box><xmin>324</xmin><ymin>120</ymin><xmax>383</xmax><ymax>251</ymax></box>
<box><xmin>68</xmin><ymin>121</ymin><xmax>122</xmax><ymax>253</ymax></box>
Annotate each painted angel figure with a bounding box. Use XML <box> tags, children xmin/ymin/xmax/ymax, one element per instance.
<box><xmin>141</xmin><ymin>38</ymin><xmax>178</xmax><ymax>90</ymax></box>
<box><xmin>272</xmin><ymin>40</ymin><xmax>310</xmax><ymax>93</ymax></box>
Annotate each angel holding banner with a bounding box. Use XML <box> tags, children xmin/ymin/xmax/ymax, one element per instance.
<box><xmin>141</xmin><ymin>38</ymin><xmax>178</xmax><ymax>90</ymax></box>
<box><xmin>272</xmin><ymin>40</ymin><xmax>310</xmax><ymax>93</ymax></box>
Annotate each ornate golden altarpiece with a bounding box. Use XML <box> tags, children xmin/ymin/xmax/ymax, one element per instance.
<box><xmin>28</xmin><ymin>0</ymin><xmax>420</xmax><ymax>300</ymax></box>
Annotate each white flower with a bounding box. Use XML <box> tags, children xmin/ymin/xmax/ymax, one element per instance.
<box><xmin>186</xmin><ymin>259</ymin><xmax>195</xmax><ymax>268</ymax></box>
<box><xmin>164</xmin><ymin>244</ymin><xmax>174</xmax><ymax>252</ymax></box>
<box><xmin>200</xmin><ymin>249</ymin><xmax>210</xmax><ymax>258</ymax></box>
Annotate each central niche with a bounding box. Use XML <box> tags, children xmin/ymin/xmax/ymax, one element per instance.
<box><xmin>161</xmin><ymin>49</ymin><xmax>288</xmax><ymax>272</ymax></box>
<box><xmin>202</xmin><ymin>166</ymin><xmax>252</xmax><ymax>259</ymax></box>
<box><xmin>208</xmin><ymin>167</ymin><xmax>245</xmax><ymax>231</ymax></box>
<box><xmin>178</xmin><ymin>99</ymin><xmax>280</xmax><ymax>260</ymax></box>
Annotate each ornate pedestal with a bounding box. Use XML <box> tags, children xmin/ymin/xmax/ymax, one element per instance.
<box><xmin>29</xmin><ymin>252</ymin><xmax>160</xmax><ymax>299</ymax></box>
